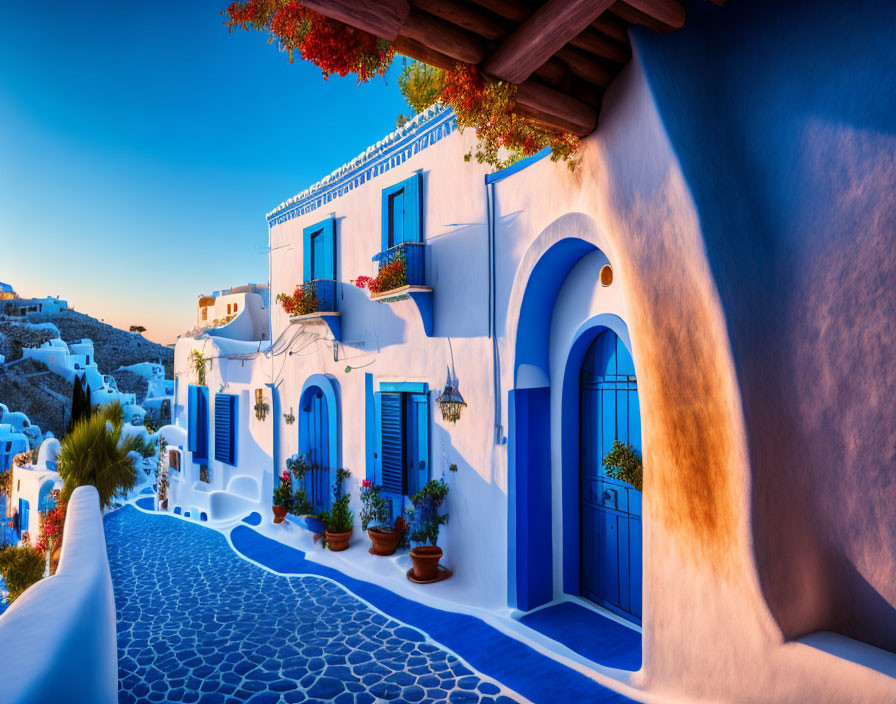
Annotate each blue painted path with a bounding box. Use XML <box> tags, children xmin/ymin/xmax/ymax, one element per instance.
<box><xmin>107</xmin><ymin>506</ymin><xmax>635</xmax><ymax>703</ymax></box>
<box><xmin>230</xmin><ymin>525</ymin><xmax>634</xmax><ymax>704</ymax></box>
<box><xmin>517</xmin><ymin>602</ymin><xmax>641</xmax><ymax>671</ymax></box>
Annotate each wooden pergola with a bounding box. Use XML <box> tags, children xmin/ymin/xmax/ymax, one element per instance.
<box><xmin>301</xmin><ymin>0</ymin><xmax>711</xmax><ymax>136</ymax></box>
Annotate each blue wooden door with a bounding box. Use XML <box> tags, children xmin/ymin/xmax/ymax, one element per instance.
<box><xmin>580</xmin><ymin>330</ymin><xmax>642</xmax><ymax>622</ymax></box>
<box><xmin>19</xmin><ymin>498</ymin><xmax>30</xmax><ymax>536</ymax></box>
<box><xmin>305</xmin><ymin>391</ymin><xmax>330</xmax><ymax>512</ymax></box>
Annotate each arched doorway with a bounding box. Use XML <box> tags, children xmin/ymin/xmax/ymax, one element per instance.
<box><xmin>298</xmin><ymin>374</ymin><xmax>341</xmax><ymax>514</ymax></box>
<box><xmin>301</xmin><ymin>388</ymin><xmax>330</xmax><ymax>512</ymax></box>
<box><xmin>580</xmin><ymin>330</ymin><xmax>642</xmax><ymax>623</ymax></box>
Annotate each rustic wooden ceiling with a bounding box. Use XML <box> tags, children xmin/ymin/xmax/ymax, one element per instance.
<box><xmin>302</xmin><ymin>0</ymin><xmax>705</xmax><ymax>136</ymax></box>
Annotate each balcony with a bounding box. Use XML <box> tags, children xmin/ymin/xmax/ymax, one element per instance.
<box><xmin>288</xmin><ymin>279</ymin><xmax>341</xmax><ymax>340</ymax></box>
<box><xmin>369</xmin><ymin>242</ymin><xmax>433</xmax><ymax>336</ymax></box>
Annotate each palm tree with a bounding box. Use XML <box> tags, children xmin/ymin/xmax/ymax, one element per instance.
<box><xmin>57</xmin><ymin>402</ymin><xmax>142</xmax><ymax>509</ymax></box>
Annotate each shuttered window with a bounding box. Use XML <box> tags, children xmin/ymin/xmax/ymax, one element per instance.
<box><xmin>380</xmin><ymin>392</ymin><xmax>406</xmax><ymax>495</ymax></box>
<box><xmin>303</xmin><ymin>218</ymin><xmax>336</xmax><ymax>282</ymax></box>
<box><xmin>214</xmin><ymin>393</ymin><xmax>237</xmax><ymax>466</ymax></box>
<box><xmin>381</xmin><ymin>173</ymin><xmax>423</xmax><ymax>252</ymax></box>
<box><xmin>187</xmin><ymin>384</ymin><xmax>209</xmax><ymax>461</ymax></box>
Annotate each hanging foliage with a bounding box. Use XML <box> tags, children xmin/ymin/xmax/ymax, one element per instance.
<box><xmin>224</xmin><ymin>0</ymin><xmax>393</xmax><ymax>82</ymax></box>
<box><xmin>277</xmin><ymin>285</ymin><xmax>319</xmax><ymax>316</ymax></box>
<box><xmin>222</xmin><ymin>6</ymin><xmax>580</xmax><ymax>170</ymax></box>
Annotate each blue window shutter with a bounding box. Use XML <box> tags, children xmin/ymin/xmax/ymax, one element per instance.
<box><xmin>380</xmin><ymin>392</ymin><xmax>406</xmax><ymax>495</ymax></box>
<box><xmin>302</xmin><ymin>225</ymin><xmax>313</xmax><ymax>282</ymax></box>
<box><xmin>373</xmin><ymin>391</ymin><xmax>383</xmax><ymax>487</ymax></box>
<box><xmin>195</xmin><ymin>386</ymin><xmax>209</xmax><ymax>461</ymax></box>
<box><xmin>404</xmin><ymin>173</ymin><xmax>423</xmax><ymax>243</ymax></box>
<box><xmin>322</xmin><ymin>218</ymin><xmax>335</xmax><ymax>280</ymax></box>
<box><xmin>187</xmin><ymin>385</ymin><xmax>198</xmax><ymax>453</ymax></box>
<box><xmin>406</xmin><ymin>392</ymin><xmax>430</xmax><ymax>496</ymax></box>
<box><xmin>215</xmin><ymin>394</ymin><xmax>236</xmax><ymax>466</ymax></box>
<box><xmin>381</xmin><ymin>189</ymin><xmax>391</xmax><ymax>252</ymax></box>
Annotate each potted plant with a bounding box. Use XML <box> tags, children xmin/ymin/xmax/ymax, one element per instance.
<box><xmin>602</xmin><ymin>440</ymin><xmax>643</xmax><ymax>491</ymax></box>
<box><xmin>406</xmin><ymin>479</ymin><xmax>449</xmax><ymax>582</ymax></box>
<box><xmin>318</xmin><ymin>469</ymin><xmax>353</xmax><ymax>551</ymax></box>
<box><xmin>272</xmin><ymin>470</ymin><xmax>293</xmax><ymax>524</ymax></box>
<box><xmin>285</xmin><ymin>454</ymin><xmax>315</xmax><ymax>517</ymax></box>
<box><xmin>360</xmin><ymin>480</ymin><xmax>405</xmax><ymax>556</ymax></box>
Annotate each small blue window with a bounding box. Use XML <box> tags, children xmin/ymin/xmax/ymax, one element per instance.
<box><xmin>387</xmin><ymin>189</ymin><xmax>405</xmax><ymax>248</ymax></box>
<box><xmin>303</xmin><ymin>218</ymin><xmax>336</xmax><ymax>283</ymax></box>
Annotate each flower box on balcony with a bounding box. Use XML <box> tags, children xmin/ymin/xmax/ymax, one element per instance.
<box><xmin>364</xmin><ymin>242</ymin><xmax>433</xmax><ymax>336</ymax></box>
<box><xmin>285</xmin><ymin>279</ymin><xmax>341</xmax><ymax>340</ymax></box>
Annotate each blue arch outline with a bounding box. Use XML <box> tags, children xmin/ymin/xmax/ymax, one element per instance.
<box><xmin>298</xmin><ymin>374</ymin><xmax>341</xmax><ymax>497</ymax></box>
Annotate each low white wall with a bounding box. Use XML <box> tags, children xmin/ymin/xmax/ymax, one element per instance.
<box><xmin>0</xmin><ymin>486</ymin><xmax>117</xmax><ymax>704</ymax></box>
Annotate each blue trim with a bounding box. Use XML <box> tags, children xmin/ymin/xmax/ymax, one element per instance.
<box><xmin>364</xmin><ymin>373</ymin><xmax>375</xmax><ymax>482</ymax></box>
<box><xmin>303</xmin><ymin>217</ymin><xmax>336</xmax><ymax>283</ymax></box>
<box><xmin>268</xmin><ymin>108</ymin><xmax>454</xmax><ymax>225</ymax></box>
<box><xmin>379</xmin><ymin>382</ymin><xmax>428</xmax><ymax>394</ymax></box>
<box><xmin>508</xmin><ymin>387</ymin><xmax>553</xmax><ymax>611</ymax></box>
<box><xmin>485</xmin><ymin>147</ymin><xmax>550</xmax><ymax>185</ymax></box>
<box><xmin>299</xmin><ymin>374</ymin><xmax>341</xmax><ymax>498</ymax></box>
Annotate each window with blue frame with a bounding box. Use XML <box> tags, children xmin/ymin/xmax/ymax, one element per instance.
<box><xmin>375</xmin><ymin>384</ymin><xmax>430</xmax><ymax>520</ymax></box>
<box><xmin>303</xmin><ymin>218</ymin><xmax>336</xmax><ymax>312</ymax></box>
<box><xmin>214</xmin><ymin>393</ymin><xmax>237</xmax><ymax>466</ymax></box>
<box><xmin>376</xmin><ymin>174</ymin><xmax>425</xmax><ymax>287</ymax></box>
<box><xmin>187</xmin><ymin>384</ymin><xmax>209</xmax><ymax>461</ymax></box>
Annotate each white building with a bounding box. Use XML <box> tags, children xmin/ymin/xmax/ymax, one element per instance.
<box><xmin>8</xmin><ymin>439</ymin><xmax>62</xmax><ymax>544</ymax></box>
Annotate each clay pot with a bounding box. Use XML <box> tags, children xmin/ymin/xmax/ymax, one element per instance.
<box><xmin>326</xmin><ymin>530</ymin><xmax>352</xmax><ymax>552</ymax></box>
<box><xmin>410</xmin><ymin>546</ymin><xmax>443</xmax><ymax>581</ymax></box>
<box><xmin>272</xmin><ymin>505</ymin><xmax>288</xmax><ymax>524</ymax></box>
<box><xmin>368</xmin><ymin>528</ymin><xmax>401</xmax><ymax>556</ymax></box>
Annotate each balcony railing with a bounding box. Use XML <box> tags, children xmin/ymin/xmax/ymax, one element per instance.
<box><xmin>303</xmin><ymin>279</ymin><xmax>336</xmax><ymax>313</ymax></box>
<box><xmin>372</xmin><ymin>242</ymin><xmax>426</xmax><ymax>288</ymax></box>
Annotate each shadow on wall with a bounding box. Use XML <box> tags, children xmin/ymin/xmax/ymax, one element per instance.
<box><xmin>339</xmin><ymin>282</ymin><xmax>407</xmax><ymax>351</ymax></box>
<box><xmin>635</xmin><ymin>0</ymin><xmax>896</xmax><ymax>651</ymax></box>
<box><xmin>430</xmin><ymin>222</ymin><xmax>489</xmax><ymax>339</ymax></box>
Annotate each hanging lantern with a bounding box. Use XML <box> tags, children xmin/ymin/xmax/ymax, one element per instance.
<box><xmin>436</xmin><ymin>371</ymin><xmax>466</xmax><ymax>424</ymax></box>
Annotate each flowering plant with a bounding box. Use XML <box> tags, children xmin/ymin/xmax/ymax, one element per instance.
<box><xmin>34</xmin><ymin>493</ymin><xmax>66</xmax><ymax>555</ymax></box>
<box><xmin>224</xmin><ymin>0</ymin><xmax>393</xmax><ymax>82</ymax></box>
<box><xmin>354</xmin><ymin>255</ymin><xmax>407</xmax><ymax>296</ymax></box>
<box><xmin>273</xmin><ymin>470</ymin><xmax>294</xmax><ymax>507</ymax></box>
<box><xmin>277</xmin><ymin>285</ymin><xmax>319</xmax><ymax>316</ymax></box>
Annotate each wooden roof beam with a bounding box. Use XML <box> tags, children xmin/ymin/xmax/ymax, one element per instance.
<box><xmin>610</xmin><ymin>0</ymin><xmax>685</xmax><ymax>33</ymax></box>
<box><xmin>481</xmin><ymin>0</ymin><xmax>616</xmax><ymax>85</ymax></box>
<box><xmin>301</xmin><ymin>0</ymin><xmax>410</xmax><ymax>40</ymax></box>
<box><xmin>409</xmin><ymin>0</ymin><xmax>511</xmax><ymax>42</ymax></box>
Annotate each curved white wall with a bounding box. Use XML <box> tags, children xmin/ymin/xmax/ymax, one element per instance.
<box><xmin>0</xmin><ymin>486</ymin><xmax>117</xmax><ymax>704</ymax></box>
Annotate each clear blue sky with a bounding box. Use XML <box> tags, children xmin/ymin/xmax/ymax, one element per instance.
<box><xmin>0</xmin><ymin>0</ymin><xmax>410</xmax><ymax>345</ymax></box>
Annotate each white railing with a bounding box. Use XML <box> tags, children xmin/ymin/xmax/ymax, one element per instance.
<box><xmin>0</xmin><ymin>485</ymin><xmax>117</xmax><ymax>704</ymax></box>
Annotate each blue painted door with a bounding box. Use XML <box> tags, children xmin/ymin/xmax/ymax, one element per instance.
<box><xmin>19</xmin><ymin>498</ymin><xmax>30</xmax><ymax>536</ymax></box>
<box><xmin>580</xmin><ymin>330</ymin><xmax>642</xmax><ymax>622</ymax></box>
<box><xmin>305</xmin><ymin>390</ymin><xmax>330</xmax><ymax>512</ymax></box>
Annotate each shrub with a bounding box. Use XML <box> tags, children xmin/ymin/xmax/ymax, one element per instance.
<box><xmin>277</xmin><ymin>286</ymin><xmax>319</xmax><ymax>316</ymax></box>
<box><xmin>355</xmin><ymin>254</ymin><xmax>407</xmax><ymax>296</ymax></box>
<box><xmin>58</xmin><ymin>404</ymin><xmax>141</xmax><ymax>509</ymax></box>
<box><xmin>602</xmin><ymin>440</ymin><xmax>643</xmax><ymax>491</ymax></box>
<box><xmin>0</xmin><ymin>544</ymin><xmax>45</xmax><ymax>603</ymax></box>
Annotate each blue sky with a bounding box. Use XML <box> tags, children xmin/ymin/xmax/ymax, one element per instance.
<box><xmin>0</xmin><ymin>0</ymin><xmax>410</xmax><ymax>344</ymax></box>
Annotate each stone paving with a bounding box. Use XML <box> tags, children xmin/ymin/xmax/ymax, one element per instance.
<box><xmin>105</xmin><ymin>506</ymin><xmax>524</xmax><ymax>704</ymax></box>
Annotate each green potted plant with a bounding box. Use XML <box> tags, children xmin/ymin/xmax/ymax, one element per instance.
<box><xmin>406</xmin><ymin>479</ymin><xmax>449</xmax><ymax>582</ymax></box>
<box><xmin>360</xmin><ymin>480</ymin><xmax>405</xmax><ymax>556</ymax></box>
<box><xmin>602</xmin><ymin>440</ymin><xmax>643</xmax><ymax>491</ymax></box>
<box><xmin>318</xmin><ymin>469</ymin><xmax>353</xmax><ymax>551</ymax></box>
<box><xmin>272</xmin><ymin>470</ymin><xmax>293</xmax><ymax>524</ymax></box>
<box><xmin>285</xmin><ymin>454</ymin><xmax>315</xmax><ymax>517</ymax></box>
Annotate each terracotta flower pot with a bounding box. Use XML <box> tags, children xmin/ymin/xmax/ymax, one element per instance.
<box><xmin>368</xmin><ymin>528</ymin><xmax>401</xmax><ymax>556</ymax></box>
<box><xmin>410</xmin><ymin>546</ymin><xmax>442</xmax><ymax>581</ymax></box>
<box><xmin>272</xmin><ymin>505</ymin><xmax>288</xmax><ymax>524</ymax></box>
<box><xmin>326</xmin><ymin>530</ymin><xmax>352</xmax><ymax>552</ymax></box>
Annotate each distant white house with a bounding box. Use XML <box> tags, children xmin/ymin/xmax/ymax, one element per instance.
<box><xmin>8</xmin><ymin>438</ymin><xmax>62</xmax><ymax>544</ymax></box>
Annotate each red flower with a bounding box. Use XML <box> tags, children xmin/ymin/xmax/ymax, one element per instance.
<box><xmin>361</xmin><ymin>479</ymin><xmax>373</xmax><ymax>489</ymax></box>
